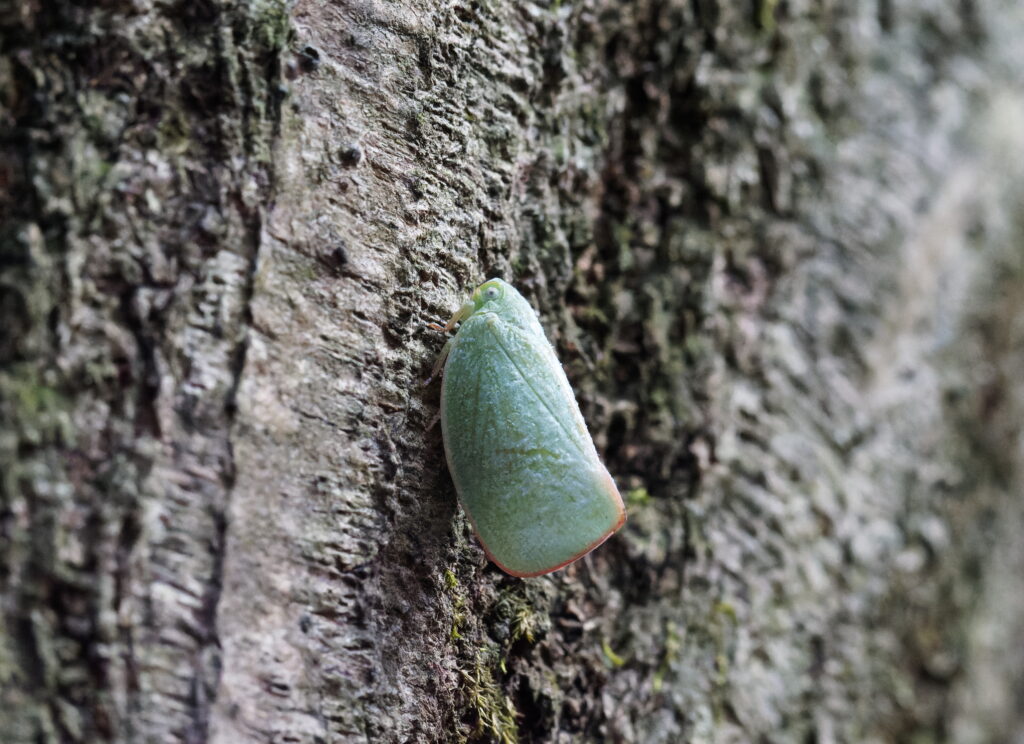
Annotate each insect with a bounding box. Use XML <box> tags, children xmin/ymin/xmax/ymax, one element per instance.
<box><xmin>431</xmin><ymin>278</ymin><xmax>626</xmax><ymax>577</ymax></box>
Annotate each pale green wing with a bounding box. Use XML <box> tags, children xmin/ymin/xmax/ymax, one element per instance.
<box><xmin>441</xmin><ymin>312</ymin><xmax>624</xmax><ymax>576</ymax></box>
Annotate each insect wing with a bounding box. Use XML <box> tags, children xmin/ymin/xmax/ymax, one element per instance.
<box><xmin>441</xmin><ymin>313</ymin><xmax>624</xmax><ymax>576</ymax></box>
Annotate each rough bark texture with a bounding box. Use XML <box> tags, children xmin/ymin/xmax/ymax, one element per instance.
<box><xmin>3</xmin><ymin>0</ymin><xmax>1024</xmax><ymax>742</ymax></box>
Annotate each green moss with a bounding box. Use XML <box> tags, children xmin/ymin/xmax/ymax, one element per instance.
<box><xmin>440</xmin><ymin>570</ymin><xmax>520</xmax><ymax>738</ymax></box>
<box><xmin>652</xmin><ymin>621</ymin><xmax>682</xmax><ymax>693</ymax></box>
<box><xmin>453</xmin><ymin>585</ymin><xmax>554</xmax><ymax>739</ymax></box>
<box><xmin>600</xmin><ymin>638</ymin><xmax>626</xmax><ymax>668</ymax></box>
<box><xmin>709</xmin><ymin>600</ymin><xmax>739</xmax><ymax>720</ymax></box>
<box><xmin>250</xmin><ymin>0</ymin><xmax>290</xmax><ymax>49</ymax></box>
<box><xmin>613</xmin><ymin>223</ymin><xmax>635</xmax><ymax>271</ymax></box>
<box><xmin>0</xmin><ymin>368</ymin><xmax>71</xmax><ymax>448</ymax></box>
<box><xmin>625</xmin><ymin>487</ymin><xmax>651</xmax><ymax>507</ymax></box>
<box><xmin>495</xmin><ymin>586</ymin><xmax>549</xmax><ymax>644</ymax></box>
<box><xmin>759</xmin><ymin>0</ymin><xmax>780</xmax><ymax>32</ymax></box>
<box><xmin>451</xmin><ymin>613</ymin><xmax>465</xmax><ymax>641</ymax></box>
<box><xmin>512</xmin><ymin>603</ymin><xmax>540</xmax><ymax>644</ymax></box>
<box><xmin>713</xmin><ymin>600</ymin><xmax>737</xmax><ymax>624</ymax></box>
<box><xmin>444</xmin><ymin>569</ymin><xmax>468</xmax><ymax>641</ymax></box>
<box><xmin>576</xmin><ymin>304</ymin><xmax>609</xmax><ymax>327</ymax></box>
<box><xmin>462</xmin><ymin>652</ymin><xmax>518</xmax><ymax>744</ymax></box>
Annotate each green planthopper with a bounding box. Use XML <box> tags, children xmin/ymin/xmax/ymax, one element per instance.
<box><xmin>432</xmin><ymin>278</ymin><xmax>626</xmax><ymax>577</ymax></box>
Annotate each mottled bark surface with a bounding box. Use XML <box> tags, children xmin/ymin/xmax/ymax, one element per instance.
<box><xmin>3</xmin><ymin>0</ymin><xmax>1024</xmax><ymax>742</ymax></box>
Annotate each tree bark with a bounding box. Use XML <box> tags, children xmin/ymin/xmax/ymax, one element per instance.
<box><xmin>3</xmin><ymin>0</ymin><xmax>1024</xmax><ymax>743</ymax></box>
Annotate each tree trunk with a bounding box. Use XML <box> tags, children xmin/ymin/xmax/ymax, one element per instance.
<box><xmin>3</xmin><ymin>0</ymin><xmax>1024</xmax><ymax>742</ymax></box>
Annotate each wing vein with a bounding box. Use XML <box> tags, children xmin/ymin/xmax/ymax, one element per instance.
<box><xmin>465</xmin><ymin>337</ymin><xmax>486</xmax><ymax>470</ymax></box>
<box><xmin>485</xmin><ymin>318</ymin><xmax>588</xmax><ymax>457</ymax></box>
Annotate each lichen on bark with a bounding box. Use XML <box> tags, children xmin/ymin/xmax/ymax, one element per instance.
<box><xmin>1</xmin><ymin>0</ymin><xmax>287</xmax><ymax>740</ymax></box>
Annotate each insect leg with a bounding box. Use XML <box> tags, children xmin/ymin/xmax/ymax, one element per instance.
<box><xmin>444</xmin><ymin>301</ymin><xmax>475</xmax><ymax>332</ymax></box>
<box><xmin>424</xmin><ymin>336</ymin><xmax>455</xmax><ymax>386</ymax></box>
